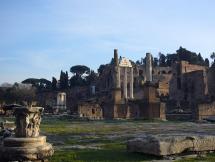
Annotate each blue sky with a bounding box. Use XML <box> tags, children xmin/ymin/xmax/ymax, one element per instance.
<box><xmin>1</xmin><ymin>0</ymin><xmax>215</xmax><ymax>84</ymax></box>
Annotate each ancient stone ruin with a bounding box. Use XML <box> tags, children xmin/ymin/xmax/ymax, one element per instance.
<box><xmin>0</xmin><ymin>106</ymin><xmax>54</xmax><ymax>162</ymax></box>
<box><xmin>127</xmin><ymin>134</ymin><xmax>215</xmax><ymax>157</ymax></box>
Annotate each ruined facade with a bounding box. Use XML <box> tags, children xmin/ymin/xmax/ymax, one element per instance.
<box><xmin>78</xmin><ymin>102</ymin><xmax>103</xmax><ymax>120</ymax></box>
<box><xmin>169</xmin><ymin>61</ymin><xmax>207</xmax><ymax>105</ymax></box>
<box><xmin>167</xmin><ymin>60</ymin><xmax>215</xmax><ymax>121</ymax></box>
<box><xmin>78</xmin><ymin>49</ymin><xmax>167</xmax><ymax>120</ymax></box>
<box><xmin>193</xmin><ymin>101</ymin><xmax>215</xmax><ymax>120</ymax></box>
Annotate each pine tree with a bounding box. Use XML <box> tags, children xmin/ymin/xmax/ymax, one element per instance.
<box><xmin>51</xmin><ymin>77</ymin><xmax>57</xmax><ymax>90</ymax></box>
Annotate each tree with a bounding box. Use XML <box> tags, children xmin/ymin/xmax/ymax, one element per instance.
<box><xmin>59</xmin><ymin>71</ymin><xmax>69</xmax><ymax>90</ymax></box>
<box><xmin>65</xmin><ymin>71</ymin><xmax>69</xmax><ymax>88</ymax></box>
<box><xmin>211</xmin><ymin>52</ymin><xmax>215</xmax><ymax>60</ymax></box>
<box><xmin>166</xmin><ymin>54</ymin><xmax>177</xmax><ymax>66</ymax></box>
<box><xmin>70</xmin><ymin>65</ymin><xmax>90</xmax><ymax>77</ymax></box>
<box><xmin>69</xmin><ymin>75</ymin><xmax>86</xmax><ymax>87</ymax></box>
<box><xmin>51</xmin><ymin>77</ymin><xmax>57</xmax><ymax>90</ymax></box>
<box><xmin>39</xmin><ymin>79</ymin><xmax>51</xmax><ymax>89</ymax></box>
<box><xmin>141</xmin><ymin>57</ymin><xmax>146</xmax><ymax>65</ymax></box>
<box><xmin>153</xmin><ymin>57</ymin><xmax>158</xmax><ymax>67</ymax></box>
<box><xmin>204</xmin><ymin>58</ymin><xmax>210</xmax><ymax>67</ymax></box>
<box><xmin>22</xmin><ymin>78</ymin><xmax>39</xmax><ymax>86</ymax></box>
<box><xmin>159</xmin><ymin>52</ymin><xmax>166</xmax><ymax>66</ymax></box>
<box><xmin>98</xmin><ymin>65</ymin><xmax>106</xmax><ymax>75</ymax></box>
<box><xmin>13</xmin><ymin>85</ymin><xmax>36</xmax><ymax>104</ymax></box>
<box><xmin>197</xmin><ymin>53</ymin><xmax>204</xmax><ymax>65</ymax></box>
<box><xmin>211</xmin><ymin>52</ymin><xmax>215</xmax><ymax>67</ymax></box>
<box><xmin>1</xmin><ymin>84</ymin><xmax>36</xmax><ymax>104</ymax></box>
<box><xmin>22</xmin><ymin>78</ymin><xmax>51</xmax><ymax>90</ymax></box>
<box><xmin>86</xmin><ymin>70</ymin><xmax>98</xmax><ymax>85</ymax></box>
<box><xmin>176</xmin><ymin>46</ymin><xmax>191</xmax><ymax>62</ymax></box>
<box><xmin>136</xmin><ymin>60</ymin><xmax>141</xmax><ymax>65</ymax></box>
<box><xmin>176</xmin><ymin>47</ymin><xmax>207</xmax><ymax>66</ymax></box>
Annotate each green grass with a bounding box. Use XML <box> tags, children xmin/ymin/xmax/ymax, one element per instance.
<box><xmin>176</xmin><ymin>153</ymin><xmax>215</xmax><ymax>162</ymax></box>
<box><xmin>39</xmin><ymin>117</ymin><xmax>215</xmax><ymax>162</ymax></box>
<box><xmin>41</xmin><ymin>117</ymin><xmax>162</xmax><ymax>162</ymax></box>
<box><xmin>41</xmin><ymin>118</ymin><xmax>129</xmax><ymax>135</ymax></box>
<box><xmin>49</xmin><ymin>143</ymin><xmax>158</xmax><ymax>162</ymax></box>
<box><xmin>2</xmin><ymin>116</ymin><xmax>215</xmax><ymax>162</ymax></box>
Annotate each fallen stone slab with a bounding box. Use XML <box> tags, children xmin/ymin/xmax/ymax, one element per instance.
<box><xmin>204</xmin><ymin>116</ymin><xmax>215</xmax><ymax>122</ymax></box>
<box><xmin>127</xmin><ymin>134</ymin><xmax>215</xmax><ymax>156</ymax></box>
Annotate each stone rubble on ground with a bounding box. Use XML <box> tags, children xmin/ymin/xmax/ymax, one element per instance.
<box><xmin>127</xmin><ymin>133</ymin><xmax>215</xmax><ymax>156</ymax></box>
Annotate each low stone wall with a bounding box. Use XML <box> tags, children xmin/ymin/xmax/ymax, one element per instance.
<box><xmin>138</xmin><ymin>101</ymin><xmax>166</xmax><ymax>120</ymax></box>
<box><xmin>166</xmin><ymin>113</ymin><xmax>192</xmax><ymax>121</ymax></box>
<box><xmin>195</xmin><ymin>101</ymin><xmax>215</xmax><ymax>120</ymax></box>
<box><xmin>78</xmin><ymin>103</ymin><xmax>103</xmax><ymax>120</ymax></box>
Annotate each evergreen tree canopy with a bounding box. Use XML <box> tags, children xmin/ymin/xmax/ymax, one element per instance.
<box><xmin>159</xmin><ymin>52</ymin><xmax>166</xmax><ymax>67</ymax></box>
<box><xmin>98</xmin><ymin>64</ymin><xmax>106</xmax><ymax>75</ymax></box>
<box><xmin>22</xmin><ymin>78</ymin><xmax>51</xmax><ymax>90</ymax></box>
<box><xmin>59</xmin><ymin>71</ymin><xmax>69</xmax><ymax>90</ymax></box>
<box><xmin>51</xmin><ymin>77</ymin><xmax>57</xmax><ymax>90</ymax></box>
<box><xmin>70</xmin><ymin>65</ymin><xmax>90</xmax><ymax>77</ymax></box>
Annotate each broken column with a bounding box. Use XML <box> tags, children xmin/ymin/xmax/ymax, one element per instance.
<box><xmin>56</xmin><ymin>92</ymin><xmax>67</xmax><ymax>110</ymax></box>
<box><xmin>130</xmin><ymin>67</ymin><xmax>134</xmax><ymax>99</ymax></box>
<box><xmin>142</xmin><ymin>53</ymin><xmax>166</xmax><ymax>120</ymax></box>
<box><xmin>114</xmin><ymin>49</ymin><xmax>121</xmax><ymax>89</ymax></box>
<box><xmin>112</xmin><ymin>49</ymin><xmax>121</xmax><ymax>104</ymax></box>
<box><xmin>146</xmin><ymin>53</ymin><xmax>152</xmax><ymax>82</ymax></box>
<box><xmin>0</xmin><ymin>106</ymin><xmax>54</xmax><ymax>161</ymax></box>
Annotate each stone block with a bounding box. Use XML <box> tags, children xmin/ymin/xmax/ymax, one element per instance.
<box><xmin>127</xmin><ymin>134</ymin><xmax>215</xmax><ymax>156</ymax></box>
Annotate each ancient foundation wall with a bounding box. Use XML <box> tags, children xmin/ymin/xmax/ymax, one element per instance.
<box><xmin>166</xmin><ymin>113</ymin><xmax>193</xmax><ymax>121</ymax></box>
<box><xmin>78</xmin><ymin>103</ymin><xmax>103</xmax><ymax>120</ymax></box>
<box><xmin>102</xmin><ymin>103</ymin><xmax>114</xmax><ymax>119</ymax></box>
<box><xmin>138</xmin><ymin>101</ymin><xmax>166</xmax><ymax>120</ymax></box>
<box><xmin>195</xmin><ymin>101</ymin><xmax>215</xmax><ymax>120</ymax></box>
<box><xmin>113</xmin><ymin>104</ymin><xmax>128</xmax><ymax>119</ymax></box>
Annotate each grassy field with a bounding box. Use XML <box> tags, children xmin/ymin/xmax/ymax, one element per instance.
<box><xmin>39</xmin><ymin>117</ymin><xmax>215</xmax><ymax>162</ymax></box>
<box><xmin>2</xmin><ymin>116</ymin><xmax>215</xmax><ymax>162</ymax></box>
<box><xmin>41</xmin><ymin>117</ymin><xmax>161</xmax><ymax>162</ymax></box>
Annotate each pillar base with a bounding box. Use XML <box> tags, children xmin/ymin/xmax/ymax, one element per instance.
<box><xmin>0</xmin><ymin>136</ymin><xmax>54</xmax><ymax>162</ymax></box>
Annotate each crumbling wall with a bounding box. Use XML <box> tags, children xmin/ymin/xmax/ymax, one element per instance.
<box><xmin>208</xmin><ymin>68</ymin><xmax>215</xmax><ymax>100</ymax></box>
<box><xmin>138</xmin><ymin>100</ymin><xmax>166</xmax><ymax>120</ymax></box>
<box><xmin>169</xmin><ymin>61</ymin><xmax>207</xmax><ymax>102</ymax></box>
<box><xmin>78</xmin><ymin>103</ymin><xmax>103</xmax><ymax>120</ymax></box>
<box><xmin>195</xmin><ymin>101</ymin><xmax>215</xmax><ymax>120</ymax></box>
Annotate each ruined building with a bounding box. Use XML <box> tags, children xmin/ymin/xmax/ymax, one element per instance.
<box><xmin>169</xmin><ymin>61</ymin><xmax>208</xmax><ymax>106</ymax></box>
<box><xmin>168</xmin><ymin>60</ymin><xmax>215</xmax><ymax>120</ymax></box>
<box><xmin>77</xmin><ymin>49</ymin><xmax>168</xmax><ymax>120</ymax></box>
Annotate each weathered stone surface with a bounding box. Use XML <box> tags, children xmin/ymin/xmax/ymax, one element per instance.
<box><xmin>0</xmin><ymin>142</ymin><xmax>54</xmax><ymax>161</ymax></box>
<box><xmin>14</xmin><ymin>106</ymin><xmax>44</xmax><ymax>138</ymax></box>
<box><xmin>0</xmin><ymin>106</ymin><xmax>54</xmax><ymax>161</ymax></box>
<box><xmin>3</xmin><ymin>136</ymin><xmax>46</xmax><ymax>147</ymax></box>
<box><xmin>127</xmin><ymin>134</ymin><xmax>215</xmax><ymax>156</ymax></box>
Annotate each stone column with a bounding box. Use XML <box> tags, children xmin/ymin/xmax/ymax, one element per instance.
<box><xmin>124</xmin><ymin>67</ymin><xmax>128</xmax><ymax>99</ymax></box>
<box><xmin>114</xmin><ymin>49</ymin><xmax>119</xmax><ymax>66</ymax></box>
<box><xmin>114</xmin><ymin>49</ymin><xmax>120</xmax><ymax>89</ymax></box>
<box><xmin>112</xmin><ymin>49</ymin><xmax>122</xmax><ymax>104</ymax></box>
<box><xmin>117</xmin><ymin>66</ymin><xmax>121</xmax><ymax>88</ymax></box>
<box><xmin>130</xmin><ymin>67</ymin><xmax>134</xmax><ymax>98</ymax></box>
<box><xmin>146</xmin><ymin>53</ymin><xmax>152</xmax><ymax>82</ymax></box>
